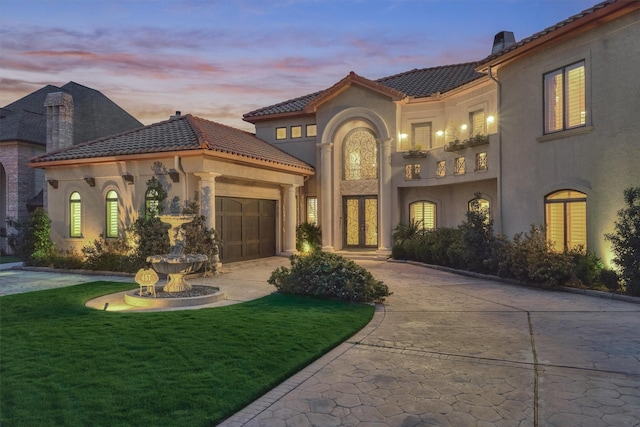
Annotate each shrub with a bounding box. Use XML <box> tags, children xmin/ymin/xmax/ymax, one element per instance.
<box><xmin>8</xmin><ymin>208</ymin><xmax>55</xmax><ymax>266</ymax></box>
<box><xmin>459</xmin><ymin>198</ymin><xmax>495</xmax><ymax>273</ymax></box>
<box><xmin>566</xmin><ymin>246</ymin><xmax>603</xmax><ymax>286</ymax></box>
<box><xmin>599</xmin><ymin>268</ymin><xmax>620</xmax><ymax>292</ymax></box>
<box><xmin>605</xmin><ymin>187</ymin><xmax>640</xmax><ymax>296</ymax></box>
<box><xmin>81</xmin><ymin>234</ymin><xmax>139</xmax><ymax>272</ymax></box>
<box><xmin>296</xmin><ymin>222</ymin><xmax>322</xmax><ymax>253</ymax></box>
<box><xmin>268</xmin><ymin>251</ymin><xmax>391</xmax><ymax>303</ymax></box>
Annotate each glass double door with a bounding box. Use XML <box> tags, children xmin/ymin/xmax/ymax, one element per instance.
<box><xmin>344</xmin><ymin>196</ymin><xmax>378</xmax><ymax>249</ymax></box>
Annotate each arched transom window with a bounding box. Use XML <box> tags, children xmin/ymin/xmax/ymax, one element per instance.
<box><xmin>343</xmin><ymin>128</ymin><xmax>377</xmax><ymax>181</ymax></box>
<box><xmin>545</xmin><ymin>189</ymin><xmax>586</xmax><ymax>251</ymax></box>
<box><xmin>106</xmin><ymin>190</ymin><xmax>119</xmax><ymax>238</ymax></box>
<box><xmin>69</xmin><ymin>191</ymin><xmax>82</xmax><ymax>238</ymax></box>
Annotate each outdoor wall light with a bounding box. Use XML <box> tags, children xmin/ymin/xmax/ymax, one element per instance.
<box><xmin>400</xmin><ymin>133</ymin><xmax>408</xmax><ymax>139</ymax></box>
<box><xmin>47</xmin><ymin>179</ymin><xmax>58</xmax><ymax>189</ymax></box>
<box><xmin>487</xmin><ymin>115</ymin><xmax>495</xmax><ymax>124</ymax></box>
<box><xmin>436</xmin><ymin>130</ymin><xmax>444</xmax><ymax>137</ymax></box>
<box><xmin>122</xmin><ymin>174</ymin><xmax>134</xmax><ymax>185</ymax></box>
<box><xmin>84</xmin><ymin>177</ymin><xmax>95</xmax><ymax>187</ymax></box>
<box><xmin>460</xmin><ymin>124</ymin><xmax>468</xmax><ymax>131</ymax></box>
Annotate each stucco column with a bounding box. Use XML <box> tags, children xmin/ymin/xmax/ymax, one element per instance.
<box><xmin>317</xmin><ymin>142</ymin><xmax>334</xmax><ymax>252</ymax></box>
<box><xmin>377</xmin><ymin>137</ymin><xmax>393</xmax><ymax>257</ymax></box>
<box><xmin>281</xmin><ymin>184</ymin><xmax>298</xmax><ymax>256</ymax></box>
<box><xmin>194</xmin><ymin>172</ymin><xmax>221</xmax><ymax>229</ymax></box>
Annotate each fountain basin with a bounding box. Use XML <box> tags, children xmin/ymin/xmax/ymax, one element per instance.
<box><xmin>124</xmin><ymin>285</ymin><xmax>226</xmax><ymax>308</ymax></box>
<box><xmin>147</xmin><ymin>254</ymin><xmax>208</xmax><ymax>292</ymax></box>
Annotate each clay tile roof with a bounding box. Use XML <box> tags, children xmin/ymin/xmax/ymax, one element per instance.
<box><xmin>243</xmin><ymin>62</ymin><xmax>483</xmax><ymax>122</ymax></box>
<box><xmin>30</xmin><ymin>114</ymin><xmax>314</xmax><ymax>174</ymax></box>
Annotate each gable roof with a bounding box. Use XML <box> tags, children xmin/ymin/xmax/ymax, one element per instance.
<box><xmin>29</xmin><ymin>114</ymin><xmax>314</xmax><ymax>175</ymax></box>
<box><xmin>243</xmin><ymin>62</ymin><xmax>483</xmax><ymax>122</ymax></box>
<box><xmin>478</xmin><ymin>0</ymin><xmax>639</xmax><ymax>70</ymax></box>
<box><xmin>1</xmin><ymin>81</ymin><xmax>143</xmax><ymax>145</ymax></box>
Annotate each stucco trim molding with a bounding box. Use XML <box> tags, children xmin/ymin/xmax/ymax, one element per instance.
<box><xmin>321</xmin><ymin>107</ymin><xmax>391</xmax><ymax>145</ymax></box>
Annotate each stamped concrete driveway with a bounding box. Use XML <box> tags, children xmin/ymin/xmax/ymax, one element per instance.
<box><xmin>222</xmin><ymin>260</ymin><xmax>640</xmax><ymax>427</ymax></box>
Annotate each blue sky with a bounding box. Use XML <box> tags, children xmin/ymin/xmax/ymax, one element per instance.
<box><xmin>1</xmin><ymin>0</ymin><xmax>600</xmax><ymax>131</ymax></box>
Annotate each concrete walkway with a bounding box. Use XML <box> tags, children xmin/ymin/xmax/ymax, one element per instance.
<box><xmin>2</xmin><ymin>258</ymin><xmax>639</xmax><ymax>426</ymax></box>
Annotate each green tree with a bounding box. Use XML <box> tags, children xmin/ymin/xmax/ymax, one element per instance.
<box><xmin>605</xmin><ymin>187</ymin><xmax>640</xmax><ymax>296</ymax></box>
<box><xmin>8</xmin><ymin>208</ymin><xmax>55</xmax><ymax>266</ymax></box>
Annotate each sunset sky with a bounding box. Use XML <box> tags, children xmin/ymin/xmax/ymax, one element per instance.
<box><xmin>1</xmin><ymin>0</ymin><xmax>599</xmax><ymax>132</ymax></box>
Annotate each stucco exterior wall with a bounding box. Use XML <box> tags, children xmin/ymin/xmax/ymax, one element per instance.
<box><xmin>42</xmin><ymin>155</ymin><xmax>305</xmax><ymax>254</ymax></box>
<box><xmin>498</xmin><ymin>10</ymin><xmax>640</xmax><ymax>265</ymax></box>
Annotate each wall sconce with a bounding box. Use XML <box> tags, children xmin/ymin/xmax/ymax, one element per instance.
<box><xmin>47</xmin><ymin>179</ymin><xmax>58</xmax><ymax>189</ymax></box>
<box><xmin>122</xmin><ymin>174</ymin><xmax>134</xmax><ymax>185</ymax></box>
<box><xmin>436</xmin><ymin>130</ymin><xmax>444</xmax><ymax>137</ymax></box>
<box><xmin>168</xmin><ymin>169</ymin><xmax>180</xmax><ymax>183</ymax></box>
<box><xmin>487</xmin><ymin>115</ymin><xmax>495</xmax><ymax>124</ymax></box>
<box><xmin>84</xmin><ymin>177</ymin><xmax>95</xmax><ymax>187</ymax></box>
<box><xmin>400</xmin><ymin>133</ymin><xmax>408</xmax><ymax>140</ymax></box>
<box><xmin>460</xmin><ymin>124</ymin><xmax>468</xmax><ymax>131</ymax></box>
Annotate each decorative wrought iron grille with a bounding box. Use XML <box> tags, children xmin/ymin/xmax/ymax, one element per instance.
<box><xmin>344</xmin><ymin>129</ymin><xmax>377</xmax><ymax>180</ymax></box>
<box><xmin>404</xmin><ymin>164</ymin><xmax>421</xmax><ymax>180</ymax></box>
<box><xmin>436</xmin><ymin>160</ymin><xmax>446</xmax><ymax>177</ymax></box>
<box><xmin>476</xmin><ymin>152</ymin><xmax>488</xmax><ymax>171</ymax></box>
<box><xmin>455</xmin><ymin>157</ymin><xmax>466</xmax><ymax>175</ymax></box>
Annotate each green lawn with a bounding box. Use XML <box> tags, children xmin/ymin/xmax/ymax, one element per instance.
<box><xmin>0</xmin><ymin>282</ymin><xmax>374</xmax><ymax>426</ymax></box>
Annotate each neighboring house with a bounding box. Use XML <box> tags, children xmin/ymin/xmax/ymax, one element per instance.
<box><xmin>243</xmin><ymin>0</ymin><xmax>639</xmax><ymax>266</ymax></box>
<box><xmin>0</xmin><ymin>82</ymin><xmax>142</xmax><ymax>254</ymax></box>
<box><xmin>29</xmin><ymin>114</ymin><xmax>314</xmax><ymax>263</ymax></box>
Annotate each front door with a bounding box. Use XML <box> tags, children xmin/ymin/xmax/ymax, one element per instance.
<box><xmin>343</xmin><ymin>196</ymin><xmax>378</xmax><ymax>249</ymax></box>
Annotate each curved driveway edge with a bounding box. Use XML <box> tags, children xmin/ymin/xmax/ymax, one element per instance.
<box><xmin>219</xmin><ymin>260</ymin><xmax>640</xmax><ymax>427</ymax></box>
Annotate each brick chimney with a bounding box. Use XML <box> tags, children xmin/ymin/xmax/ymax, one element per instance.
<box><xmin>491</xmin><ymin>31</ymin><xmax>516</xmax><ymax>54</ymax></box>
<box><xmin>44</xmin><ymin>92</ymin><xmax>74</xmax><ymax>151</ymax></box>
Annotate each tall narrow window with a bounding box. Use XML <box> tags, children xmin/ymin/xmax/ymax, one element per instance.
<box><xmin>106</xmin><ymin>190</ymin><xmax>119</xmax><ymax>238</ymax></box>
<box><xmin>343</xmin><ymin>128</ymin><xmax>377</xmax><ymax>181</ymax></box>
<box><xmin>545</xmin><ymin>190</ymin><xmax>587</xmax><ymax>251</ymax></box>
<box><xmin>544</xmin><ymin>61</ymin><xmax>586</xmax><ymax>133</ymax></box>
<box><xmin>469</xmin><ymin>110</ymin><xmax>485</xmax><ymax>136</ymax></box>
<box><xmin>411</xmin><ymin>122</ymin><xmax>432</xmax><ymax>149</ymax></box>
<box><xmin>409</xmin><ymin>201</ymin><xmax>436</xmax><ymax>230</ymax></box>
<box><xmin>306</xmin><ymin>197</ymin><xmax>318</xmax><ymax>225</ymax></box>
<box><xmin>146</xmin><ymin>189</ymin><xmax>160</xmax><ymax>218</ymax></box>
<box><xmin>69</xmin><ymin>192</ymin><xmax>82</xmax><ymax>238</ymax></box>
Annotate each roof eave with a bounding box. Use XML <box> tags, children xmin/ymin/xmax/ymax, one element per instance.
<box><xmin>243</xmin><ymin>110</ymin><xmax>315</xmax><ymax>124</ymax></box>
<box><xmin>478</xmin><ymin>0</ymin><xmax>638</xmax><ymax>71</ymax></box>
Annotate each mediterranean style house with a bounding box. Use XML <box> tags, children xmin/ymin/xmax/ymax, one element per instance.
<box><xmin>29</xmin><ymin>0</ymin><xmax>639</xmax><ymax>267</ymax></box>
<box><xmin>1</xmin><ymin>82</ymin><xmax>142</xmax><ymax>254</ymax></box>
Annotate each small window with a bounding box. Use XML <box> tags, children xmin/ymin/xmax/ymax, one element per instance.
<box><xmin>455</xmin><ymin>157</ymin><xmax>466</xmax><ymax>175</ymax></box>
<box><xmin>404</xmin><ymin>164</ymin><xmax>420</xmax><ymax>180</ymax></box>
<box><xmin>106</xmin><ymin>190</ymin><xmax>119</xmax><ymax>238</ymax></box>
<box><xmin>306</xmin><ymin>197</ymin><xmax>318</xmax><ymax>225</ymax></box>
<box><xmin>291</xmin><ymin>125</ymin><xmax>302</xmax><ymax>139</ymax></box>
<box><xmin>411</xmin><ymin>122</ymin><xmax>432</xmax><ymax>149</ymax></box>
<box><xmin>544</xmin><ymin>61</ymin><xmax>586</xmax><ymax>134</ymax></box>
<box><xmin>470</xmin><ymin>110</ymin><xmax>485</xmax><ymax>136</ymax></box>
<box><xmin>306</xmin><ymin>124</ymin><xmax>317</xmax><ymax>137</ymax></box>
<box><xmin>545</xmin><ymin>190</ymin><xmax>587</xmax><ymax>251</ymax></box>
<box><xmin>410</xmin><ymin>201</ymin><xmax>436</xmax><ymax>230</ymax></box>
<box><xmin>146</xmin><ymin>189</ymin><xmax>160</xmax><ymax>218</ymax></box>
<box><xmin>276</xmin><ymin>127</ymin><xmax>287</xmax><ymax>140</ymax></box>
<box><xmin>436</xmin><ymin>161</ymin><xmax>446</xmax><ymax>177</ymax></box>
<box><xmin>69</xmin><ymin>191</ymin><xmax>82</xmax><ymax>238</ymax></box>
<box><xmin>475</xmin><ymin>152</ymin><xmax>487</xmax><ymax>171</ymax></box>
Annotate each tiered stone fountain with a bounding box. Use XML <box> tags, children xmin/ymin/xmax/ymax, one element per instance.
<box><xmin>123</xmin><ymin>214</ymin><xmax>225</xmax><ymax>309</ymax></box>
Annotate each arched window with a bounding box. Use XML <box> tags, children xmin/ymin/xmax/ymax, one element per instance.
<box><xmin>545</xmin><ymin>190</ymin><xmax>586</xmax><ymax>251</ymax></box>
<box><xmin>69</xmin><ymin>192</ymin><xmax>82</xmax><ymax>238</ymax></box>
<box><xmin>410</xmin><ymin>201</ymin><xmax>436</xmax><ymax>230</ymax></box>
<box><xmin>145</xmin><ymin>188</ymin><xmax>159</xmax><ymax>218</ymax></box>
<box><xmin>106</xmin><ymin>190</ymin><xmax>119</xmax><ymax>238</ymax></box>
<box><xmin>343</xmin><ymin>128</ymin><xmax>377</xmax><ymax>181</ymax></box>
